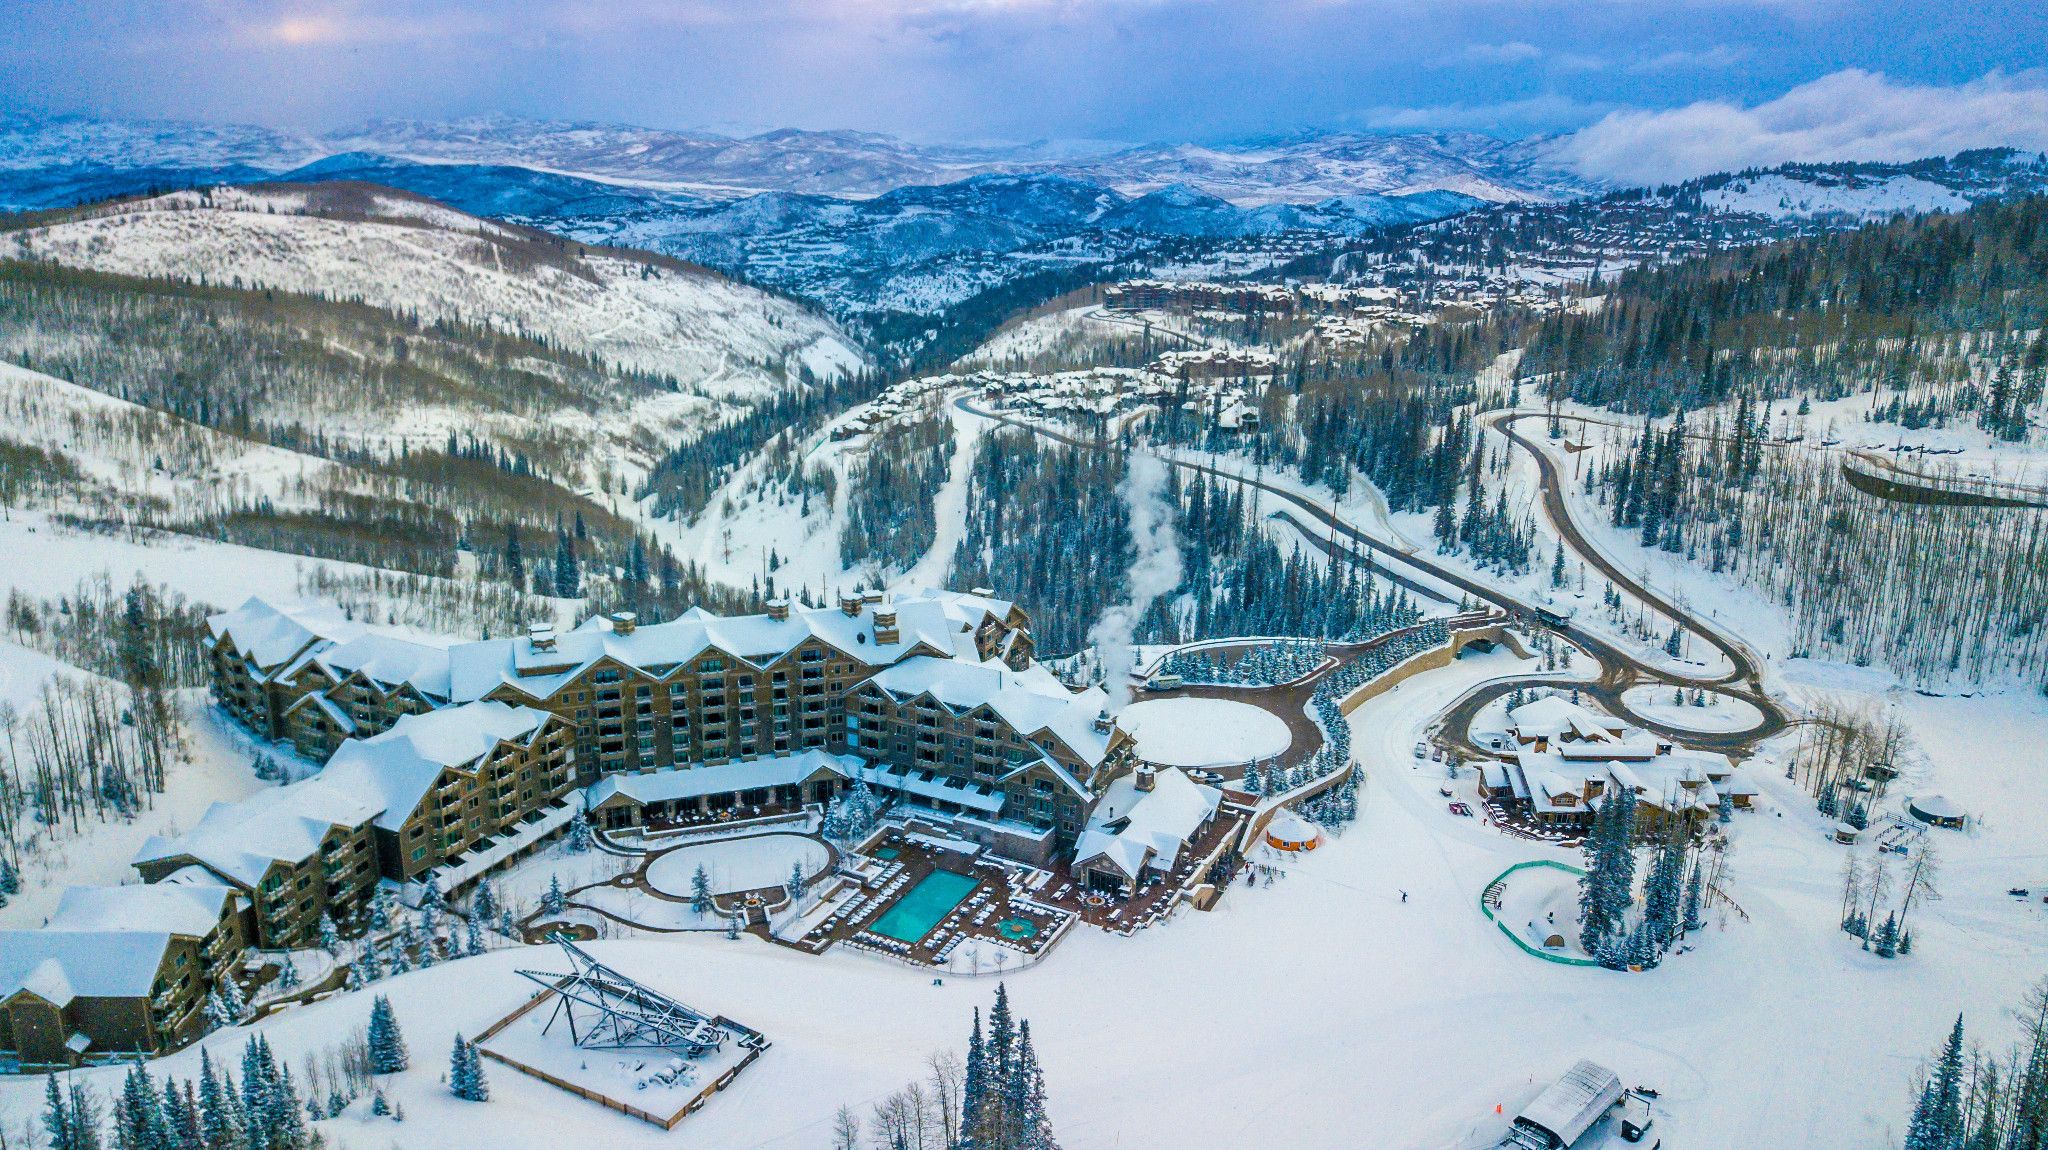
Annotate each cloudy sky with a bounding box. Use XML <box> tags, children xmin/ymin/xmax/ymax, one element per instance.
<box><xmin>4</xmin><ymin>0</ymin><xmax>2046</xmax><ymax>182</ymax></box>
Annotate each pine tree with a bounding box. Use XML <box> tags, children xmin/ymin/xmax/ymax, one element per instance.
<box><xmin>473</xmin><ymin>881</ymin><xmax>500</xmax><ymax>923</ymax></box>
<box><xmin>466</xmin><ymin>915</ymin><xmax>486</xmax><ymax>957</ymax></box>
<box><xmin>554</xmin><ymin>530</ymin><xmax>580</xmax><ymax>598</ymax></box>
<box><xmin>114</xmin><ymin>1062</ymin><xmax>171</xmax><ymax>1150</ymax></box>
<box><xmin>1904</xmin><ymin>1015</ymin><xmax>1968</xmax><ymax>1150</ymax></box>
<box><xmin>566</xmin><ymin>810</ymin><xmax>593</xmax><ymax>853</ymax></box>
<box><xmin>316</xmin><ymin>914</ymin><xmax>340</xmax><ymax>954</ymax></box>
<box><xmin>691</xmin><ymin>865</ymin><xmax>713</xmax><ymax>915</ymax></box>
<box><xmin>198</xmin><ymin>1048</ymin><xmax>241</xmax><ymax>1150</ymax></box>
<box><xmin>449</xmin><ymin>1035</ymin><xmax>490</xmax><ymax>1102</ymax></box>
<box><xmin>542</xmin><ymin>874</ymin><xmax>566</xmax><ymax>916</ymax></box>
<box><xmin>786</xmin><ymin>862</ymin><xmax>805</xmax><ymax>901</ymax></box>
<box><xmin>1875</xmin><ymin>911</ymin><xmax>1901</xmax><ymax>959</ymax></box>
<box><xmin>368</xmin><ymin>994</ymin><xmax>410</xmax><ymax>1074</ymax></box>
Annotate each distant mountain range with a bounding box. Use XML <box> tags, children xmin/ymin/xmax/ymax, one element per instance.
<box><xmin>0</xmin><ymin>112</ymin><xmax>1599</xmax><ymax>206</ymax></box>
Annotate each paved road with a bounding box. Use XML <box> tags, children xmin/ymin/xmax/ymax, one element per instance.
<box><xmin>957</xmin><ymin>396</ymin><xmax>1792</xmax><ymax>756</ymax></box>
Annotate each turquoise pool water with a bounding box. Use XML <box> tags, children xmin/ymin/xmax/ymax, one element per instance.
<box><xmin>869</xmin><ymin>870</ymin><xmax>978</xmax><ymax>944</ymax></box>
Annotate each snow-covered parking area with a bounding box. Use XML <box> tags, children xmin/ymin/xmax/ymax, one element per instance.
<box><xmin>1118</xmin><ymin>697</ymin><xmax>1291</xmax><ymax>767</ymax></box>
<box><xmin>645</xmin><ymin>833</ymin><xmax>831</xmax><ymax>897</ymax></box>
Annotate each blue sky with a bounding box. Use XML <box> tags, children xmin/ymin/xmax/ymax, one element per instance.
<box><xmin>4</xmin><ymin>0</ymin><xmax>2046</xmax><ymax>179</ymax></box>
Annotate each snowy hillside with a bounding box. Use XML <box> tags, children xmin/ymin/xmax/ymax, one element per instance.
<box><xmin>0</xmin><ymin>184</ymin><xmax>863</xmax><ymax>401</ymax></box>
<box><xmin>1700</xmin><ymin>172</ymin><xmax>1972</xmax><ymax>219</ymax></box>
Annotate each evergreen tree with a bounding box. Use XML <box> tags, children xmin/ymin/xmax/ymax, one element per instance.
<box><xmin>368</xmin><ymin>994</ymin><xmax>410</xmax><ymax>1074</ymax></box>
<box><xmin>542</xmin><ymin>874</ymin><xmax>566</xmax><ymax>916</ymax></box>
<box><xmin>786</xmin><ymin>862</ymin><xmax>806</xmax><ymax>901</ymax></box>
<box><xmin>566</xmin><ymin>810</ymin><xmax>593</xmax><ymax>853</ymax></box>
<box><xmin>449</xmin><ymin>1035</ymin><xmax>490</xmax><ymax>1102</ymax></box>
<box><xmin>1904</xmin><ymin>1015</ymin><xmax>1968</xmax><ymax>1150</ymax></box>
<box><xmin>113</xmin><ymin>1062</ymin><xmax>170</xmax><ymax>1150</ymax></box>
<box><xmin>691</xmin><ymin>865</ymin><xmax>713</xmax><ymax>915</ymax></box>
<box><xmin>554</xmin><ymin>530</ymin><xmax>580</xmax><ymax>598</ymax></box>
<box><xmin>1875</xmin><ymin>911</ymin><xmax>1901</xmax><ymax>959</ymax></box>
<box><xmin>198</xmin><ymin>1049</ymin><xmax>241</xmax><ymax>1150</ymax></box>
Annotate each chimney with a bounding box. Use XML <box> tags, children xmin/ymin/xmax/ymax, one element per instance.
<box><xmin>1094</xmin><ymin>708</ymin><xmax>1115</xmax><ymax>735</ymax></box>
<box><xmin>863</xmin><ymin>589</ymin><xmax>885</xmax><ymax>605</ymax></box>
<box><xmin>766</xmin><ymin>597</ymin><xmax>790</xmax><ymax>622</ymax></box>
<box><xmin>1134</xmin><ymin>764</ymin><xmax>1156</xmax><ymax>792</ymax></box>
<box><xmin>528</xmin><ymin>623</ymin><xmax>557</xmax><ymax>653</ymax></box>
<box><xmin>840</xmin><ymin>591</ymin><xmax>864</xmax><ymax>617</ymax></box>
<box><xmin>609</xmin><ymin>611</ymin><xmax>636</xmax><ymax>636</ymax></box>
<box><xmin>873</xmin><ymin>608</ymin><xmax>899</xmax><ymax>645</ymax></box>
<box><xmin>1583</xmin><ymin>776</ymin><xmax>1605</xmax><ymax>799</ymax></box>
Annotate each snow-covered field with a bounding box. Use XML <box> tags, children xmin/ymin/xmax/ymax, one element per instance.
<box><xmin>644</xmin><ymin>834</ymin><xmax>830</xmax><ymax>897</ymax></box>
<box><xmin>1620</xmin><ymin>685</ymin><xmax>1766</xmax><ymax>734</ymax></box>
<box><xmin>1118</xmin><ymin>697</ymin><xmax>1292</xmax><ymax>768</ymax></box>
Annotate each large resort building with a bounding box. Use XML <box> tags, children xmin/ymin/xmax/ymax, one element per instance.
<box><xmin>5</xmin><ymin>585</ymin><xmax>1144</xmax><ymax>1069</ymax></box>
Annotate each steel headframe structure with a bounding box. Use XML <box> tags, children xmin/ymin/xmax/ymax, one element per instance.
<box><xmin>517</xmin><ymin>935</ymin><xmax>727</xmax><ymax>1056</ymax></box>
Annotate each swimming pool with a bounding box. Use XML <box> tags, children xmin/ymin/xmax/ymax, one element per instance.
<box><xmin>868</xmin><ymin>870</ymin><xmax>979</xmax><ymax>944</ymax></box>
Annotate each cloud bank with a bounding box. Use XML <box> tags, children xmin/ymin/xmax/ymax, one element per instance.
<box><xmin>1561</xmin><ymin>69</ymin><xmax>2048</xmax><ymax>186</ymax></box>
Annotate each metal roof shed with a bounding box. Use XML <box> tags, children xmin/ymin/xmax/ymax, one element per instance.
<box><xmin>1511</xmin><ymin>1060</ymin><xmax>1625</xmax><ymax>1149</ymax></box>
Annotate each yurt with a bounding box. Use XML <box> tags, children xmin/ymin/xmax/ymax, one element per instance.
<box><xmin>1908</xmin><ymin>794</ymin><xmax>1967</xmax><ymax>829</ymax></box>
<box><xmin>1264</xmin><ymin>810</ymin><xmax>1321</xmax><ymax>852</ymax></box>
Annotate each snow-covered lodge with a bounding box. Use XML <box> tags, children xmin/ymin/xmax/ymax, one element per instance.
<box><xmin>0</xmin><ymin>586</ymin><xmax>1171</xmax><ymax>1068</ymax></box>
<box><xmin>0</xmin><ymin>885</ymin><xmax>248</xmax><ymax>1069</ymax></box>
<box><xmin>201</xmin><ymin>587</ymin><xmax>1142</xmax><ymax>874</ymax></box>
<box><xmin>1477</xmin><ymin>697</ymin><xmax>1755</xmax><ymax>835</ymax></box>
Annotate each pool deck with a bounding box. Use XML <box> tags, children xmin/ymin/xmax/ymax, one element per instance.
<box><xmin>779</xmin><ymin>831</ymin><xmax>1071</xmax><ymax>968</ymax></box>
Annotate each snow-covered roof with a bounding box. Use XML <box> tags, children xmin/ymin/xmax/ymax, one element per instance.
<box><xmin>868</xmin><ymin>657</ymin><xmax>1118</xmax><ymax>771</ymax></box>
<box><xmin>447</xmin><ymin>591</ymin><xmax>972</xmax><ymax>702</ymax></box>
<box><xmin>0</xmin><ymin>931</ymin><xmax>175</xmax><ymax>1005</ymax></box>
<box><xmin>1074</xmin><ymin>768</ymin><xmax>1220</xmax><ymax>877</ymax></box>
<box><xmin>134</xmin><ymin>776</ymin><xmax>379</xmax><ymax>887</ymax></box>
<box><xmin>1910</xmin><ymin>794</ymin><xmax>1966</xmax><ymax>821</ymax></box>
<box><xmin>849</xmin><ymin>761</ymin><xmax>1006</xmax><ymax>814</ymax></box>
<box><xmin>49</xmin><ymin>884</ymin><xmax>234</xmax><ymax>938</ymax></box>
<box><xmin>320</xmin><ymin>701</ymin><xmax>552</xmax><ymax>830</ymax></box>
<box><xmin>1516</xmin><ymin>1060</ymin><xmax>1623</xmax><ymax>1147</ymax></box>
<box><xmin>588</xmin><ymin>750</ymin><xmax>860</xmax><ymax>808</ymax></box>
<box><xmin>206</xmin><ymin>596</ymin><xmax>364</xmax><ymax>670</ymax></box>
<box><xmin>1509</xmin><ymin>697</ymin><xmax>1623</xmax><ymax>742</ymax></box>
<box><xmin>1264</xmin><ymin>809</ymin><xmax>1319</xmax><ymax>845</ymax></box>
<box><xmin>310</xmin><ymin>632</ymin><xmax>453</xmax><ymax>699</ymax></box>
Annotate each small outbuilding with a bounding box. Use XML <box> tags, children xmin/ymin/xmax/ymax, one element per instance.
<box><xmin>1509</xmin><ymin>1060</ymin><xmax>1625</xmax><ymax>1149</ymax></box>
<box><xmin>1907</xmin><ymin>794</ymin><xmax>1967</xmax><ymax>829</ymax></box>
<box><xmin>1264</xmin><ymin>810</ymin><xmax>1321</xmax><ymax>853</ymax></box>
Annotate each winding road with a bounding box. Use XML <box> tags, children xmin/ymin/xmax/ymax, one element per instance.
<box><xmin>955</xmin><ymin>395</ymin><xmax>1792</xmax><ymax>757</ymax></box>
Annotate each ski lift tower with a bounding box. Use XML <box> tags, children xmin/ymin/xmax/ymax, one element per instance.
<box><xmin>517</xmin><ymin>936</ymin><xmax>749</xmax><ymax>1058</ymax></box>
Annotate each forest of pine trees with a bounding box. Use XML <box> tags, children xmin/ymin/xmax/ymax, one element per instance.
<box><xmin>1524</xmin><ymin>195</ymin><xmax>2048</xmax><ymax>416</ymax></box>
<box><xmin>1895</xmin><ymin>976</ymin><xmax>2048</xmax><ymax>1150</ymax></box>
<box><xmin>834</xmin><ymin>983</ymin><xmax>1058</xmax><ymax>1150</ymax></box>
<box><xmin>840</xmin><ymin>413</ymin><xmax>956</xmax><ymax>576</ymax></box>
<box><xmin>944</xmin><ymin>429</ymin><xmax>1425</xmax><ymax>658</ymax></box>
<box><xmin>1584</xmin><ymin>409</ymin><xmax>2048</xmax><ymax>688</ymax></box>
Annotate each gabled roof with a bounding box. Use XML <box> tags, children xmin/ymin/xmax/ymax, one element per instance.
<box><xmin>1509</xmin><ymin>696</ymin><xmax>1623</xmax><ymax>742</ymax></box>
<box><xmin>313</xmin><ymin>632</ymin><xmax>453</xmax><ymax>699</ymax></box>
<box><xmin>868</xmin><ymin>657</ymin><xmax>1117</xmax><ymax>770</ymax></box>
<box><xmin>1074</xmin><ymin>768</ymin><xmax>1220</xmax><ymax>877</ymax></box>
<box><xmin>134</xmin><ymin>777</ymin><xmax>379</xmax><ymax>887</ymax></box>
<box><xmin>320</xmin><ymin>701</ymin><xmax>551</xmax><ymax>831</ymax></box>
<box><xmin>447</xmin><ymin>592</ymin><xmax>967</xmax><ymax>702</ymax></box>
<box><xmin>49</xmin><ymin>884</ymin><xmax>234</xmax><ymax>938</ymax></box>
<box><xmin>0</xmin><ymin>931</ymin><xmax>175</xmax><ymax>1005</ymax></box>
<box><xmin>206</xmin><ymin>597</ymin><xmax>363</xmax><ymax>670</ymax></box>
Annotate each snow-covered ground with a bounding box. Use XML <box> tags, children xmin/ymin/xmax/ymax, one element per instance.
<box><xmin>1118</xmin><ymin>697</ymin><xmax>1291</xmax><ymax>768</ymax></box>
<box><xmin>1621</xmin><ymin>685</ymin><xmax>1766</xmax><ymax>734</ymax></box>
<box><xmin>644</xmin><ymin>834</ymin><xmax>830</xmax><ymax>897</ymax></box>
<box><xmin>2</xmin><ymin>187</ymin><xmax>861</xmax><ymax>402</ymax></box>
